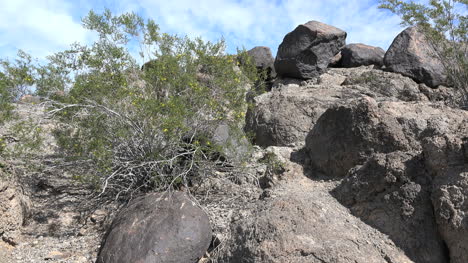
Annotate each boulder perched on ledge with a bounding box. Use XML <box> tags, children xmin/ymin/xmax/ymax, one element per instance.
<box><xmin>384</xmin><ymin>27</ymin><xmax>447</xmax><ymax>88</ymax></box>
<box><xmin>274</xmin><ymin>21</ymin><xmax>346</xmax><ymax>79</ymax></box>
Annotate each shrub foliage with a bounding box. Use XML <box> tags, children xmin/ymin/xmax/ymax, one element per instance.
<box><xmin>1</xmin><ymin>10</ymin><xmax>259</xmax><ymax>199</ymax></box>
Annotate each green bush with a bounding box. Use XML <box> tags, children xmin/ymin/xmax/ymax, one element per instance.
<box><xmin>37</xmin><ymin>10</ymin><xmax>260</xmax><ymax>199</ymax></box>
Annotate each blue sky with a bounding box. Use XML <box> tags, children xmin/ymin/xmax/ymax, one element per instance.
<box><xmin>0</xmin><ymin>0</ymin><xmax>405</xmax><ymax>63</ymax></box>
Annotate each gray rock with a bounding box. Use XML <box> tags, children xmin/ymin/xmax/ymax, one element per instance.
<box><xmin>96</xmin><ymin>192</ymin><xmax>212</xmax><ymax>263</ymax></box>
<box><xmin>219</xmin><ymin>177</ymin><xmax>413</xmax><ymax>263</ymax></box>
<box><xmin>306</xmin><ymin>98</ymin><xmax>413</xmax><ymax>177</ymax></box>
<box><xmin>274</xmin><ymin>21</ymin><xmax>346</xmax><ymax>79</ymax></box>
<box><xmin>422</xmin><ymin>120</ymin><xmax>468</xmax><ymax>263</ymax></box>
<box><xmin>306</xmin><ymin>98</ymin><xmax>467</xmax><ymax>177</ymax></box>
<box><xmin>341</xmin><ymin>43</ymin><xmax>385</xmax><ymax>68</ymax></box>
<box><xmin>384</xmin><ymin>27</ymin><xmax>447</xmax><ymax>88</ymax></box>
<box><xmin>247</xmin><ymin>46</ymin><xmax>276</xmax><ymax>80</ymax></box>
<box><xmin>245</xmin><ymin>82</ymin><xmax>362</xmax><ymax>147</ymax></box>
<box><xmin>0</xmin><ymin>179</ymin><xmax>30</xmax><ymax>236</ymax></box>
<box><xmin>334</xmin><ymin>151</ymin><xmax>448</xmax><ymax>263</ymax></box>
<box><xmin>212</xmin><ymin>123</ymin><xmax>250</xmax><ymax>161</ymax></box>
<box><xmin>246</xmin><ymin>66</ymin><xmax>438</xmax><ymax>148</ymax></box>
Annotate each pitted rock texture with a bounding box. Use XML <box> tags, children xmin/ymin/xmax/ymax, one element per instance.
<box><xmin>96</xmin><ymin>192</ymin><xmax>212</xmax><ymax>263</ymax></box>
<box><xmin>246</xmin><ymin>66</ymin><xmax>457</xmax><ymax>148</ymax></box>
<box><xmin>422</xmin><ymin>120</ymin><xmax>468</xmax><ymax>263</ymax></box>
<box><xmin>274</xmin><ymin>21</ymin><xmax>346</xmax><ymax>79</ymax></box>
<box><xmin>306</xmin><ymin>97</ymin><xmax>468</xmax><ymax>177</ymax></box>
<box><xmin>219</xmin><ymin>173</ymin><xmax>413</xmax><ymax>263</ymax></box>
<box><xmin>384</xmin><ymin>27</ymin><xmax>447</xmax><ymax>88</ymax></box>
<box><xmin>333</xmin><ymin>152</ymin><xmax>448</xmax><ymax>263</ymax></box>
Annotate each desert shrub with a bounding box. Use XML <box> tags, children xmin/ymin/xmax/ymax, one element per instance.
<box><xmin>39</xmin><ymin>10</ymin><xmax>260</xmax><ymax>199</ymax></box>
<box><xmin>379</xmin><ymin>0</ymin><xmax>468</xmax><ymax>108</ymax></box>
<box><xmin>259</xmin><ymin>152</ymin><xmax>285</xmax><ymax>177</ymax></box>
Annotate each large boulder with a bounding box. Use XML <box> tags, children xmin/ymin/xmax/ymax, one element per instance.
<box><xmin>334</xmin><ymin>152</ymin><xmax>448</xmax><ymax>263</ymax></box>
<box><xmin>306</xmin><ymin>98</ymin><xmax>467</xmax><ymax>177</ymax></box>
<box><xmin>384</xmin><ymin>27</ymin><xmax>447</xmax><ymax>88</ymax></box>
<box><xmin>274</xmin><ymin>21</ymin><xmax>346</xmax><ymax>79</ymax></box>
<box><xmin>340</xmin><ymin>43</ymin><xmax>385</xmax><ymax>68</ymax></box>
<box><xmin>245</xmin><ymin>83</ymin><xmax>357</xmax><ymax>147</ymax></box>
<box><xmin>96</xmin><ymin>192</ymin><xmax>212</xmax><ymax>263</ymax></box>
<box><xmin>219</xmin><ymin>177</ymin><xmax>413</xmax><ymax>263</ymax></box>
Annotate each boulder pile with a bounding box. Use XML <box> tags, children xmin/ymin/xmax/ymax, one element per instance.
<box><xmin>232</xmin><ymin>20</ymin><xmax>465</xmax><ymax>263</ymax></box>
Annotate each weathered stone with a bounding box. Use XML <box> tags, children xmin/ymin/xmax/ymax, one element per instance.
<box><xmin>96</xmin><ymin>192</ymin><xmax>212</xmax><ymax>263</ymax></box>
<box><xmin>334</xmin><ymin>152</ymin><xmax>448</xmax><ymax>263</ymax></box>
<box><xmin>384</xmin><ymin>27</ymin><xmax>447</xmax><ymax>88</ymax></box>
<box><xmin>274</xmin><ymin>21</ymin><xmax>346</xmax><ymax>79</ymax></box>
<box><xmin>246</xmin><ymin>66</ymin><xmax>435</xmax><ymax>148</ymax></box>
<box><xmin>422</xmin><ymin>120</ymin><xmax>468</xmax><ymax>263</ymax></box>
<box><xmin>220</xmin><ymin>177</ymin><xmax>413</xmax><ymax>263</ymax></box>
<box><xmin>0</xmin><ymin>179</ymin><xmax>30</xmax><ymax>236</ymax></box>
<box><xmin>306</xmin><ymin>98</ymin><xmax>467</xmax><ymax>177</ymax></box>
<box><xmin>341</xmin><ymin>43</ymin><xmax>385</xmax><ymax>68</ymax></box>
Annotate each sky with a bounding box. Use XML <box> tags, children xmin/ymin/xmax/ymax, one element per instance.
<box><xmin>0</xmin><ymin>0</ymin><xmax>405</xmax><ymax>63</ymax></box>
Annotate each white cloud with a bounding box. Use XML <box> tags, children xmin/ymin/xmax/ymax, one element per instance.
<box><xmin>0</xmin><ymin>0</ymin><xmax>405</xmax><ymax>60</ymax></box>
<box><xmin>134</xmin><ymin>0</ymin><xmax>404</xmax><ymax>54</ymax></box>
<box><xmin>0</xmin><ymin>0</ymin><xmax>93</xmax><ymax>59</ymax></box>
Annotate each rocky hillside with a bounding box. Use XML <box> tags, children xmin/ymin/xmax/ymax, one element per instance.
<box><xmin>1</xmin><ymin>20</ymin><xmax>466</xmax><ymax>263</ymax></box>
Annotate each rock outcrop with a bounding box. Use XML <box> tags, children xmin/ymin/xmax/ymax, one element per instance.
<box><xmin>246</xmin><ymin>66</ymin><xmax>433</xmax><ymax>147</ymax></box>
<box><xmin>333</xmin><ymin>152</ymin><xmax>448</xmax><ymax>263</ymax></box>
<box><xmin>340</xmin><ymin>43</ymin><xmax>385</xmax><ymax>68</ymax></box>
<box><xmin>96</xmin><ymin>192</ymin><xmax>212</xmax><ymax>263</ymax></box>
<box><xmin>220</xmin><ymin>162</ymin><xmax>413</xmax><ymax>263</ymax></box>
<box><xmin>303</xmin><ymin>95</ymin><xmax>467</xmax><ymax>262</ymax></box>
<box><xmin>305</xmin><ymin>98</ymin><xmax>467</xmax><ymax>177</ymax></box>
<box><xmin>274</xmin><ymin>21</ymin><xmax>346</xmax><ymax>79</ymax></box>
<box><xmin>384</xmin><ymin>27</ymin><xmax>447</xmax><ymax>88</ymax></box>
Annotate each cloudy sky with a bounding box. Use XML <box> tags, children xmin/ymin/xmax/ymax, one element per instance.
<box><xmin>0</xmin><ymin>0</ymin><xmax>405</xmax><ymax>62</ymax></box>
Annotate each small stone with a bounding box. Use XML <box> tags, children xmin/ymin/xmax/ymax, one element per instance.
<box><xmin>45</xmin><ymin>251</ymin><xmax>69</xmax><ymax>260</ymax></box>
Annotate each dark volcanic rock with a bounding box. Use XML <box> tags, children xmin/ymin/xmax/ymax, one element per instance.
<box><xmin>384</xmin><ymin>27</ymin><xmax>447</xmax><ymax>88</ymax></box>
<box><xmin>334</xmin><ymin>152</ymin><xmax>448</xmax><ymax>263</ymax></box>
<box><xmin>341</xmin><ymin>43</ymin><xmax>385</xmax><ymax>68</ymax></box>
<box><xmin>305</xmin><ymin>98</ymin><xmax>467</xmax><ymax>177</ymax></box>
<box><xmin>96</xmin><ymin>192</ymin><xmax>212</xmax><ymax>263</ymax></box>
<box><xmin>274</xmin><ymin>21</ymin><xmax>346</xmax><ymax>79</ymax></box>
